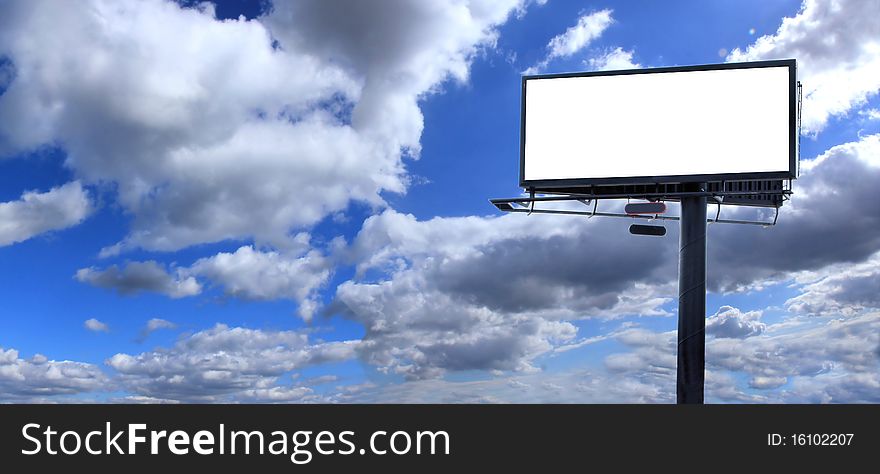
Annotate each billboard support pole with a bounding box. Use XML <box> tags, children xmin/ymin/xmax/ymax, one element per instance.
<box><xmin>677</xmin><ymin>183</ymin><xmax>706</xmax><ymax>404</ymax></box>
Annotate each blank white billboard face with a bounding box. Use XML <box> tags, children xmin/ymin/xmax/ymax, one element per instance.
<box><xmin>522</xmin><ymin>64</ymin><xmax>794</xmax><ymax>184</ymax></box>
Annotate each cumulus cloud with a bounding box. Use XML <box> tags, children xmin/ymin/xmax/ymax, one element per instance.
<box><xmin>344</xmin><ymin>209</ymin><xmax>674</xmax><ymax>316</ymax></box>
<box><xmin>107</xmin><ymin>324</ymin><xmax>358</xmax><ymax>402</ymax></box>
<box><xmin>83</xmin><ymin>318</ymin><xmax>109</xmax><ymax>333</ymax></box>
<box><xmin>0</xmin><ymin>0</ymin><xmax>535</xmax><ymax>253</ymax></box>
<box><xmin>727</xmin><ymin>0</ymin><xmax>880</xmax><ymax>134</ymax></box>
<box><xmin>265</xmin><ymin>0</ymin><xmax>531</xmax><ymax>151</ymax></box>
<box><xmin>0</xmin><ymin>0</ymin><xmax>355</xmax><ymax>252</ymax></box>
<box><xmin>0</xmin><ymin>181</ymin><xmax>91</xmax><ymax>247</ymax></box>
<box><xmin>706</xmin><ymin>306</ymin><xmax>765</xmax><ymax>339</ymax></box>
<box><xmin>78</xmin><ymin>243</ymin><xmax>332</xmax><ymax>320</ymax></box>
<box><xmin>75</xmin><ymin>261</ymin><xmax>201</xmax><ymax>298</ymax></box>
<box><xmin>336</xmin><ymin>276</ymin><xmax>578</xmax><ymax>379</ymax></box>
<box><xmin>332</xmin><ymin>209</ymin><xmax>675</xmax><ymax>379</ymax></box>
<box><xmin>525</xmin><ymin>9</ymin><xmax>614</xmax><ymax>74</ymax></box>
<box><xmin>189</xmin><ymin>245</ymin><xmax>331</xmax><ymax>320</ymax></box>
<box><xmin>586</xmin><ymin>47</ymin><xmax>640</xmax><ymax>71</ymax></box>
<box><xmin>0</xmin><ymin>347</ymin><xmax>107</xmax><ymax>401</ymax></box>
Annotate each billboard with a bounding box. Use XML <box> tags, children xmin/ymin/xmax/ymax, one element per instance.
<box><xmin>521</xmin><ymin>60</ymin><xmax>797</xmax><ymax>188</ymax></box>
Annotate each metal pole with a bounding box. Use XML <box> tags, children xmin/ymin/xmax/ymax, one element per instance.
<box><xmin>677</xmin><ymin>183</ymin><xmax>706</xmax><ymax>404</ymax></box>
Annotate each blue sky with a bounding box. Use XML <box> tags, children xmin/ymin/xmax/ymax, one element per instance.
<box><xmin>1</xmin><ymin>0</ymin><xmax>879</xmax><ymax>403</ymax></box>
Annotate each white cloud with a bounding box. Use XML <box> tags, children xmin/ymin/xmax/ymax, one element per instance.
<box><xmin>189</xmin><ymin>245</ymin><xmax>331</xmax><ymax>320</ymax></box>
<box><xmin>785</xmin><ymin>252</ymin><xmax>880</xmax><ymax>316</ymax></box>
<box><xmin>547</xmin><ymin>10</ymin><xmax>614</xmax><ymax>59</ymax></box>
<box><xmin>107</xmin><ymin>324</ymin><xmax>358</xmax><ymax>402</ymax></box>
<box><xmin>727</xmin><ymin>0</ymin><xmax>880</xmax><ymax>134</ymax></box>
<box><xmin>78</xmin><ymin>243</ymin><xmax>333</xmax><ymax>320</ymax></box>
<box><xmin>0</xmin><ymin>0</ymin><xmax>534</xmax><ymax>253</ymax></box>
<box><xmin>801</xmin><ymin>131</ymin><xmax>880</xmax><ymax>171</ymax></box>
<box><xmin>708</xmin><ymin>311</ymin><xmax>880</xmax><ymax>402</ymax></box>
<box><xmin>0</xmin><ymin>347</ymin><xmax>107</xmax><ymax>400</ymax></box>
<box><xmin>327</xmin><ymin>308</ymin><xmax>879</xmax><ymax>403</ymax></box>
<box><xmin>75</xmin><ymin>261</ymin><xmax>201</xmax><ymax>298</ymax></box>
<box><xmin>83</xmin><ymin>318</ymin><xmax>109</xmax><ymax>333</ymax></box>
<box><xmin>525</xmin><ymin>9</ymin><xmax>614</xmax><ymax>74</ymax></box>
<box><xmin>336</xmin><ymin>275</ymin><xmax>579</xmax><ymax>379</ymax></box>
<box><xmin>265</xmin><ymin>0</ymin><xmax>530</xmax><ymax>152</ymax></box>
<box><xmin>145</xmin><ymin>318</ymin><xmax>176</xmax><ymax>332</ymax></box>
<box><xmin>706</xmin><ymin>306</ymin><xmax>765</xmax><ymax>339</ymax></box>
<box><xmin>586</xmin><ymin>47</ymin><xmax>640</xmax><ymax>71</ymax></box>
<box><xmin>0</xmin><ymin>181</ymin><xmax>91</xmax><ymax>247</ymax></box>
<box><xmin>605</xmin><ymin>328</ymin><xmax>676</xmax><ymax>379</ymax></box>
<box><xmin>597</xmin><ymin>306</ymin><xmax>880</xmax><ymax>402</ymax></box>
<box><xmin>136</xmin><ymin>318</ymin><xmax>177</xmax><ymax>342</ymax></box>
